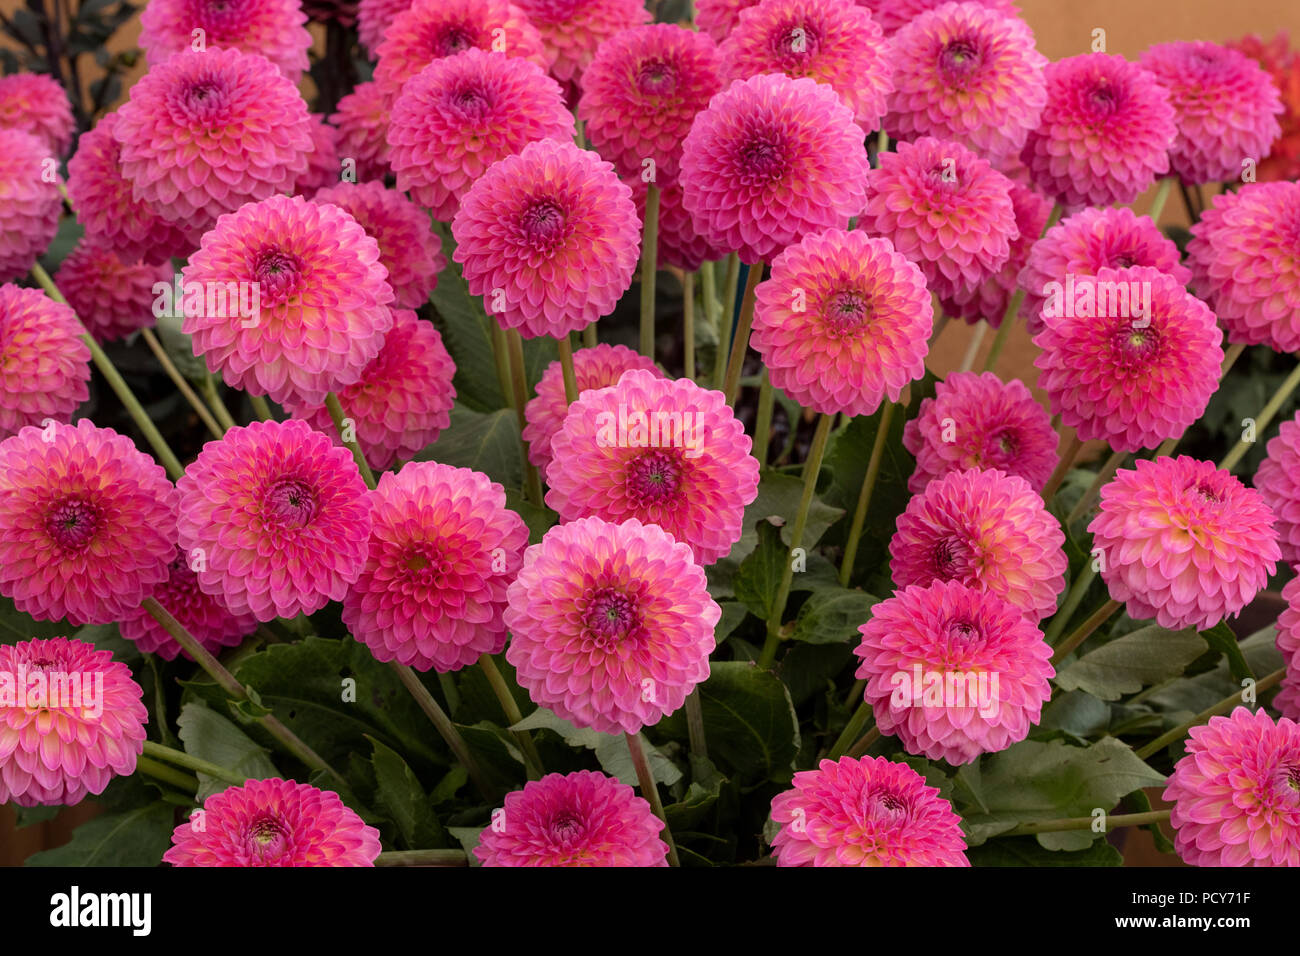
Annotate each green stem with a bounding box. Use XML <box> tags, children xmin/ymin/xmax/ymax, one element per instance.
<box><xmin>1049</xmin><ymin>599</ymin><xmax>1121</xmax><ymax>666</ymax></box>
<box><xmin>506</xmin><ymin>329</ymin><xmax>545</xmax><ymax>506</ymax></box>
<box><xmin>556</xmin><ymin>333</ymin><xmax>579</xmax><ymax>406</ymax></box>
<box><xmin>142</xmin><ymin>740</ymin><xmax>246</xmax><ymax>787</ymax></box>
<box><xmin>827</xmin><ymin>698</ymin><xmax>873</xmax><ymax>760</ymax></box>
<box><xmin>639</xmin><ymin>184</ymin><xmax>660</xmax><ymax>359</ymax></box>
<box><xmin>846</xmin><ymin>726</ymin><xmax>881</xmax><ymax>759</ymax></box>
<box><xmin>478</xmin><ymin>653</ymin><xmax>545</xmax><ymax>781</ymax></box>
<box><xmin>1136</xmin><ymin>668</ymin><xmax>1286</xmax><ymax>760</ymax></box>
<box><xmin>375</xmin><ymin>849</ymin><xmax>468</xmax><ymax>867</ymax></box>
<box><xmin>1219</xmin><ymin>360</ymin><xmax>1300</xmax><ymax>472</ymax></box>
<box><xmin>752</xmin><ymin>369</ymin><xmax>774</xmax><ymax>468</ymax></box>
<box><xmin>139</xmin><ymin>327</ymin><xmax>223</xmax><ymax>440</ymax></box>
<box><xmin>1002</xmin><ymin>809</ymin><xmax>1169</xmax><ymax>836</ymax></box>
<box><xmin>390</xmin><ymin>660</ymin><xmax>496</xmax><ymax>801</ymax></box>
<box><xmin>685</xmin><ymin>690</ymin><xmax>707</xmax><ymax>760</ymax></box>
<box><xmin>31</xmin><ymin>262</ymin><xmax>185</xmax><ymax>480</ymax></box>
<box><xmin>876</xmin><ymin>129</ymin><xmax>888</xmax><ymax>158</ymax></box>
<box><xmin>326</xmin><ymin>392</ymin><xmax>377</xmax><ymax>489</ymax></box>
<box><xmin>1042</xmin><ymin>431</ymin><xmax>1084</xmax><ymax>501</ymax></box>
<box><xmin>1065</xmin><ymin>449</ymin><xmax>1127</xmax><ymax>525</ymax></box>
<box><xmin>490</xmin><ymin>321</ymin><xmax>514</xmax><ymax>409</ymax></box>
<box><xmin>958</xmin><ymin>322</ymin><xmax>987</xmax><ymax>373</ymax></box>
<box><xmin>135</xmin><ymin>755</ymin><xmax>199</xmax><ymax>792</ymax></box>
<box><xmin>437</xmin><ymin>673</ymin><xmax>460</xmax><ymax>715</ymax></box>
<box><xmin>625</xmin><ymin>732</ymin><xmax>679</xmax><ymax>866</ymax></box>
<box><xmin>757</xmin><ymin>413</ymin><xmax>834</xmax><ymax>668</ymax></box>
<box><xmin>982</xmin><ymin>288</ymin><xmax>1026</xmax><ymax>374</ymax></box>
<box><xmin>200</xmin><ymin>371</ymin><xmax>238</xmax><ymax>432</ymax></box>
<box><xmin>714</xmin><ymin>253</ymin><xmax>740</xmax><ymax>390</ymax></box>
<box><xmin>839</xmin><ymin>403</ymin><xmax>896</xmax><ymax>586</ymax></box>
<box><xmin>722</xmin><ymin>262</ymin><xmax>763</xmax><ymax>406</ymax></box>
<box><xmin>1148</xmin><ymin>176</ymin><xmax>1175</xmax><ymax>222</ymax></box>
<box><xmin>582</xmin><ymin>322</ymin><xmax>597</xmax><ymax>350</ymax></box>
<box><xmin>248</xmin><ymin>393</ymin><xmax>275</xmax><ymax>423</ymax></box>
<box><xmin>683</xmin><ymin>269</ymin><xmax>696</xmax><ymax>381</ymax></box>
<box><xmin>1043</xmin><ymin>564</ymin><xmax>1098</xmax><ymax>647</ymax></box>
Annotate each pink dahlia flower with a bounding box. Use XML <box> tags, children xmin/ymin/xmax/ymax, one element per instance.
<box><xmin>696</xmin><ymin>0</ymin><xmax>876</xmax><ymax>43</ymax></box>
<box><xmin>1188</xmin><ymin>181</ymin><xmax>1300</xmax><ymax>353</ymax></box>
<box><xmin>343</xmin><ymin>462</ymin><xmax>526</xmax><ymax>672</ymax></box>
<box><xmin>1140</xmin><ymin>41</ymin><xmax>1284</xmax><ymax>186</ymax></box>
<box><xmin>0</xmin><ymin>128</ymin><xmax>61</xmax><ymax>281</ymax></box>
<box><xmin>1019</xmin><ymin>205</ymin><xmax>1191</xmax><ymax>337</ymax></box>
<box><xmin>854</xmin><ymin>579</ymin><xmax>1054</xmax><ymax>765</ymax></box>
<box><xmin>903</xmin><ymin>371</ymin><xmax>1057</xmax><ymax>494</ymax></box>
<box><xmin>1256</xmin><ymin>412</ymin><xmax>1300</xmax><ymax>566</ymax></box>
<box><xmin>65</xmin><ymin>113</ymin><xmax>193</xmax><ymax>264</ymax></box>
<box><xmin>1033</xmin><ymin>266</ymin><xmax>1222</xmax><ymax>453</ymax></box>
<box><xmin>182</xmin><ymin>194</ymin><xmax>394</xmax><ymax>407</ymax></box>
<box><xmin>885</xmin><ymin>2</ymin><xmax>1047</xmax><ymax>167</ymax></box>
<box><xmin>358</xmin><ymin>0</ymin><xmax>413</xmax><ymax>57</ymax></box>
<box><xmin>0</xmin><ymin>419</ymin><xmax>178</xmax><ymax>625</ymax></box>
<box><xmin>0</xmin><ymin>284</ymin><xmax>90</xmax><ymax>439</ymax></box>
<box><xmin>626</xmin><ymin>177</ymin><xmax>730</xmax><ymax>271</ymax></box>
<box><xmin>373</xmin><ymin>0</ymin><xmax>550</xmax><ymax>101</ymax></box>
<box><xmin>862</xmin><ymin>0</ymin><xmax>1017</xmax><ymax>35</ymax></box>
<box><xmin>475</xmin><ymin>770</ymin><xmax>669</xmax><ymax>867</ymax></box>
<box><xmin>1275</xmin><ymin>577</ymin><xmax>1300</xmax><ymax>720</ymax></box>
<box><xmin>1020</xmin><ymin>54</ymin><xmax>1176</xmax><ymax>209</ymax></box>
<box><xmin>286</xmin><ymin>309</ymin><xmax>456</xmax><ymax>470</ymax></box>
<box><xmin>890</xmin><ymin>467</ymin><xmax>1066</xmax><ymax>621</ymax></box>
<box><xmin>52</xmin><ymin>241</ymin><xmax>171</xmax><ymax>343</ymax></box>
<box><xmin>118</xmin><ymin>548</ymin><xmax>257</xmax><ymax>661</ymax></box>
<box><xmin>0</xmin><ymin>73</ymin><xmax>74</xmax><ymax>157</ymax></box>
<box><xmin>111</xmin><ymin>48</ymin><xmax>313</xmax><ymax>246</ymax></box>
<box><xmin>770</xmin><ymin>755</ymin><xmax>969</xmax><ymax>866</ymax></box>
<box><xmin>720</xmin><ymin>0</ymin><xmax>893</xmax><ymax>130</ymax></box>
<box><xmin>329</xmin><ymin>82</ymin><xmax>393</xmax><ymax>185</ymax></box>
<box><xmin>679</xmin><ymin>72</ymin><xmax>870</xmax><ymax>264</ymax></box>
<box><xmin>175</xmin><ymin>419</ymin><xmax>372</xmax><ymax>621</ymax></box>
<box><xmin>514</xmin><ymin>0</ymin><xmax>650</xmax><ymax>84</ymax></box>
<box><xmin>164</xmin><ymin>778</ymin><xmax>382</xmax><ymax>867</ymax></box>
<box><xmin>1163</xmin><ymin>707</ymin><xmax>1300</xmax><ymax>867</ymax></box>
<box><xmin>452</xmin><ymin>138</ymin><xmax>640</xmax><ymax>339</ymax></box>
<box><xmin>387</xmin><ymin>48</ymin><xmax>574</xmax><ymax>222</ymax></box>
<box><xmin>295</xmin><ymin>114</ymin><xmax>342</xmax><ymax>199</ymax></box>
<box><xmin>1089</xmin><ymin>457</ymin><xmax>1279</xmax><ymax>632</ymax></box>
<box><xmin>0</xmin><ymin>637</ymin><xmax>147</xmax><ymax>807</ymax></box>
<box><xmin>752</xmin><ymin>229</ymin><xmax>931</xmax><ymax>418</ymax></box>
<box><xmin>505</xmin><ymin>516</ymin><xmax>720</xmax><ymax>735</ymax></box>
<box><xmin>522</xmin><ymin>343</ymin><xmax>662</xmax><ymax>476</ymax></box>
<box><xmin>545</xmin><ymin>370</ymin><xmax>761</xmax><ymax>566</ymax></box>
<box><xmin>139</xmin><ymin>0</ymin><xmax>312</xmax><ymax>78</ymax></box>
<box><xmin>311</xmin><ymin>182</ymin><xmax>445</xmax><ymax>309</ymax></box>
<box><xmin>578</xmin><ymin>24</ymin><xmax>723</xmax><ymax>187</ymax></box>
<box><xmin>859</xmin><ymin>136</ymin><xmax>1018</xmax><ymax>300</ymax></box>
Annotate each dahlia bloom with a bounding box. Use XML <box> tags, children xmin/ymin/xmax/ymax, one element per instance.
<box><xmin>139</xmin><ymin>0</ymin><xmax>312</xmax><ymax>78</ymax></box>
<box><xmin>903</xmin><ymin>371</ymin><xmax>1057</xmax><ymax>494</ymax></box>
<box><xmin>679</xmin><ymin>73</ymin><xmax>870</xmax><ymax>264</ymax></box>
<box><xmin>1089</xmin><ymin>457</ymin><xmax>1280</xmax><ymax>632</ymax></box>
<box><xmin>1019</xmin><ymin>205</ymin><xmax>1191</xmax><ymax>337</ymax></box>
<box><xmin>769</xmin><ymin>756</ymin><xmax>969</xmax><ymax>866</ymax></box>
<box><xmin>1033</xmin><ymin>266</ymin><xmax>1223</xmax><ymax>453</ymax></box>
<box><xmin>626</xmin><ymin>177</ymin><xmax>730</xmax><ymax>271</ymax></box>
<box><xmin>387</xmin><ymin>48</ymin><xmax>574</xmax><ymax>222</ymax></box>
<box><xmin>1140</xmin><ymin>41</ymin><xmax>1284</xmax><ymax>186</ymax></box>
<box><xmin>0</xmin><ymin>637</ymin><xmax>147</xmax><ymax>807</ymax></box>
<box><xmin>164</xmin><ymin>778</ymin><xmax>382</xmax><ymax>867</ymax></box>
<box><xmin>1228</xmin><ymin>32</ymin><xmax>1300</xmax><ymax>182</ymax></box>
<box><xmin>372</xmin><ymin>0</ymin><xmax>550</xmax><ymax>101</ymax></box>
<box><xmin>1163</xmin><ymin>707</ymin><xmax>1300</xmax><ymax>867</ymax></box>
<box><xmin>175</xmin><ymin>419</ymin><xmax>372</xmax><ymax>621</ymax></box>
<box><xmin>854</xmin><ymin>580</ymin><xmax>1053</xmax><ymax>764</ymax></box>
<box><xmin>522</xmin><ymin>343</ymin><xmax>662</xmax><ymax>476</ymax></box>
<box><xmin>505</xmin><ymin>516</ymin><xmax>720</xmax><ymax>735</ymax></box>
<box><xmin>719</xmin><ymin>0</ymin><xmax>893</xmax><ymax>130</ymax></box>
<box><xmin>890</xmin><ymin>467</ymin><xmax>1066</xmax><ymax>621</ymax></box>
<box><xmin>578</xmin><ymin>24</ymin><xmax>724</xmax><ymax>186</ymax></box>
<box><xmin>311</xmin><ymin>182</ymin><xmax>445</xmax><ymax>309</ymax></box>
<box><xmin>514</xmin><ymin>0</ymin><xmax>650</xmax><ymax>84</ymax></box>
<box><xmin>452</xmin><ymin>138</ymin><xmax>640</xmax><ymax>339</ymax></box>
<box><xmin>330</xmin><ymin>82</ymin><xmax>393</xmax><ymax>185</ymax></box>
<box><xmin>286</xmin><ymin>309</ymin><xmax>456</xmax><ymax>470</ymax></box>
<box><xmin>862</xmin><ymin>0</ymin><xmax>1018</xmax><ymax>35</ymax></box>
<box><xmin>358</xmin><ymin>0</ymin><xmax>412</xmax><ymax>57</ymax></box>
<box><xmin>65</xmin><ymin>113</ymin><xmax>193</xmax><ymax>264</ymax></box>
<box><xmin>1187</xmin><ymin>181</ymin><xmax>1300</xmax><ymax>353</ymax></box>
<box><xmin>1275</xmin><ymin>576</ymin><xmax>1300</xmax><ymax>720</ymax></box>
<box><xmin>885</xmin><ymin>2</ymin><xmax>1047</xmax><ymax>166</ymax></box>
<box><xmin>858</xmin><ymin>136</ymin><xmax>1018</xmax><ymax>300</ymax></box>
<box><xmin>111</xmin><ymin>48</ymin><xmax>313</xmax><ymax>246</ymax></box>
<box><xmin>296</xmin><ymin>114</ymin><xmax>342</xmax><ymax>198</ymax></box>
<box><xmin>0</xmin><ymin>73</ymin><xmax>74</xmax><ymax>156</ymax></box>
<box><xmin>475</xmin><ymin>770</ymin><xmax>669</xmax><ymax>867</ymax></box>
<box><xmin>0</xmin><ymin>128</ymin><xmax>61</xmax><ymax>281</ymax></box>
<box><xmin>0</xmin><ymin>284</ymin><xmax>90</xmax><ymax>439</ymax></box>
<box><xmin>0</xmin><ymin>419</ymin><xmax>178</xmax><ymax>626</ymax></box>
<box><xmin>52</xmin><ymin>241</ymin><xmax>171</xmax><ymax>343</ymax></box>
<box><xmin>118</xmin><ymin>548</ymin><xmax>258</xmax><ymax>661</ymax></box>
<box><xmin>545</xmin><ymin>370</ymin><xmax>760</xmax><ymax>566</ymax></box>
<box><xmin>1021</xmin><ymin>53</ymin><xmax>1177</xmax><ymax>209</ymax></box>
<box><xmin>1256</xmin><ymin>413</ymin><xmax>1300</xmax><ymax>565</ymax></box>
<box><xmin>696</xmin><ymin>0</ymin><xmax>876</xmax><ymax>43</ymax></box>
<box><xmin>343</xmin><ymin>462</ymin><xmax>526</xmax><ymax>672</ymax></box>
<box><xmin>751</xmin><ymin>229</ymin><xmax>931</xmax><ymax>418</ymax></box>
<box><xmin>182</xmin><ymin>194</ymin><xmax>395</xmax><ymax>407</ymax></box>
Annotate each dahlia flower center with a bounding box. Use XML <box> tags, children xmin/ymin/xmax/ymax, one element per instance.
<box><xmin>583</xmin><ymin>588</ymin><xmax>641</xmax><ymax>649</ymax></box>
<box><xmin>1112</xmin><ymin>323</ymin><xmax>1159</xmax><ymax>368</ymax></box>
<box><xmin>1193</xmin><ymin>482</ymin><xmax>1223</xmax><ymax>504</ymax></box>
<box><xmin>863</xmin><ymin>789</ymin><xmax>910</xmax><ymax>827</ymax></box>
<box><xmin>450</xmin><ymin>84</ymin><xmax>492</xmax><ymax>118</ymax></box>
<box><xmin>1111</xmin><ymin>252</ymin><xmax>1137</xmax><ymax>268</ymax></box>
<box><xmin>1088</xmin><ymin>83</ymin><xmax>1120</xmax><ymax>114</ymax></box>
<box><xmin>180</xmin><ymin>79</ymin><xmax>231</xmax><ymax>123</ymax></box>
<box><xmin>1283</xmin><ymin>764</ymin><xmax>1300</xmax><ymax>794</ymax></box>
<box><xmin>824</xmin><ymin>289</ymin><xmax>871</xmax><ymax>335</ymax></box>
<box><xmin>636</xmin><ymin>59</ymin><xmax>678</xmax><ymax>96</ymax></box>
<box><xmin>45</xmin><ymin>498</ymin><xmax>100</xmax><ymax>551</ymax></box>
<box><xmin>548</xmin><ymin>810</ymin><xmax>587</xmax><ymax>844</ymax></box>
<box><xmin>246</xmin><ymin>816</ymin><xmax>290</xmax><ymax>861</ymax></box>
<box><xmin>200</xmin><ymin>0</ymin><xmax>238</xmax><ymax>27</ymax></box>
<box><xmin>984</xmin><ymin>428</ymin><xmax>1018</xmax><ymax>463</ymax></box>
<box><xmin>518</xmin><ymin>200</ymin><xmax>569</xmax><ymax>251</ymax></box>
<box><xmin>931</xmin><ymin>537</ymin><xmax>973</xmax><ymax>579</ymax></box>
<box><xmin>436</xmin><ymin>23</ymin><xmax>477</xmax><ymax>57</ymax></box>
<box><xmin>627</xmin><ymin>450</ymin><xmax>684</xmax><ymax>503</ymax></box>
<box><xmin>738</xmin><ymin>133</ymin><xmax>788</xmax><ymax>184</ymax></box>
<box><xmin>264</xmin><ymin>478</ymin><xmax>317</xmax><ymax>528</ymax></box>
<box><xmin>253</xmin><ymin>249</ymin><xmax>306</xmax><ymax>304</ymax></box>
<box><xmin>940</xmin><ymin>39</ymin><xmax>983</xmax><ymax>79</ymax></box>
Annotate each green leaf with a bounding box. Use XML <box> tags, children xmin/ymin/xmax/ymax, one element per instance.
<box><xmin>447</xmin><ymin>826</ymin><xmax>484</xmax><ymax>867</ymax></box>
<box><xmin>154</xmin><ymin>310</ymin><xmax>208</xmax><ymax>381</ymax></box>
<box><xmin>664</xmin><ymin>755</ymin><xmax>728</xmax><ymax>832</ymax></box>
<box><xmin>504</xmin><ymin>489</ymin><xmax>558</xmax><ymax>545</ymax></box>
<box><xmin>429</xmin><ymin>233</ymin><xmax>506</xmax><ymax>412</ymax></box>
<box><xmin>414</xmin><ymin>405</ymin><xmax>523</xmax><ymax>492</ymax></box>
<box><xmin>1143</xmin><ymin>626</ymin><xmax>1284</xmax><ymax>718</ymax></box>
<box><xmin>25</xmin><ymin>803</ymin><xmax>175</xmax><ymax>867</ymax></box>
<box><xmin>1126</xmin><ymin>787</ymin><xmax>1176</xmax><ymax>855</ymax></box>
<box><xmin>13</xmin><ymin>805</ymin><xmax>61</xmax><ymax>828</ymax></box>
<box><xmin>176</xmin><ymin>701</ymin><xmax>278</xmax><ymax>800</ymax></box>
<box><xmin>510</xmin><ymin>708</ymin><xmax>682</xmax><ymax>787</ymax></box>
<box><xmin>789</xmin><ymin>587</ymin><xmax>876</xmax><ymax>644</ymax></box>
<box><xmin>1054</xmin><ymin>625</ymin><xmax>1209</xmax><ymax>701</ymax></box>
<box><xmin>368</xmin><ymin>736</ymin><xmax>447</xmax><ymax>850</ymax></box>
<box><xmin>1199</xmin><ymin>621</ymin><xmax>1255</xmax><ymax>684</ymax></box>
<box><xmin>729</xmin><ymin>471</ymin><xmax>845</xmax><ymax>563</ymax></box>
<box><xmin>714</xmin><ymin>601</ymin><xmax>749</xmax><ymax>646</ymax></box>
<box><xmin>0</xmin><ymin>595</ymin><xmax>67</xmax><ymax>644</ymax></box>
<box><xmin>732</xmin><ymin>520</ymin><xmax>785</xmax><ymax>619</ymax></box>
<box><xmin>967</xmin><ymin>836</ymin><xmax>1123</xmax><ymax>867</ymax></box>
